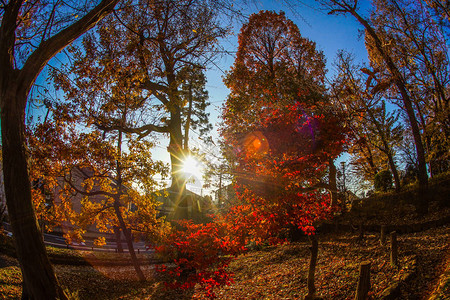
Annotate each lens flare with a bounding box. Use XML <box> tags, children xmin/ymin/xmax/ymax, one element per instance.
<box><xmin>182</xmin><ymin>156</ymin><xmax>202</xmax><ymax>179</ymax></box>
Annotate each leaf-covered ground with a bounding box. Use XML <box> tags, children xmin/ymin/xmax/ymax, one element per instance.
<box><xmin>209</xmin><ymin>226</ymin><xmax>448</xmax><ymax>300</ymax></box>
<box><xmin>0</xmin><ymin>255</ymin><xmax>21</xmax><ymax>300</ymax></box>
<box><xmin>1</xmin><ymin>225</ymin><xmax>448</xmax><ymax>299</ymax></box>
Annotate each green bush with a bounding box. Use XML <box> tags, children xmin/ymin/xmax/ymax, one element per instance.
<box><xmin>374</xmin><ymin>170</ymin><xmax>393</xmax><ymax>192</ymax></box>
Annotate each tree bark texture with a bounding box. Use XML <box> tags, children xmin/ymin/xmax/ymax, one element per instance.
<box><xmin>169</xmin><ymin>107</ymin><xmax>185</xmax><ymax>194</ymax></box>
<box><xmin>1</xmin><ymin>85</ymin><xmax>67</xmax><ymax>299</ymax></box>
<box><xmin>114</xmin><ymin>226</ymin><xmax>124</xmax><ymax>253</ymax></box>
<box><xmin>183</xmin><ymin>83</ymin><xmax>193</xmax><ymax>151</ymax></box>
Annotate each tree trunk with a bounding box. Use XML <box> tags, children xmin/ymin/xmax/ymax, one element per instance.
<box><xmin>183</xmin><ymin>83</ymin><xmax>193</xmax><ymax>151</ymax></box>
<box><xmin>21</xmin><ymin>280</ymin><xmax>31</xmax><ymax>300</ymax></box>
<box><xmin>0</xmin><ymin>1</ymin><xmax>119</xmax><ymax>297</ymax></box>
<box><xmin>306</xmin><ymin>234</ymin><xmax>319</xmax><ymax>299</ymax></box>
<box><xmin>113</xmin><ymin>201</ymin><xmax>145</xmax><ymax>281</ymax></box>
<box><xmin>1</xmin><ymin>88</ymin><xmax>67</xmax><ymax>299</ymax></box>
<box><xmin>386</xmin><ymin>150</ymin><xmax>401</xmax><ymax>192</ymax></box>
<box><xmin>358</xmin><ymin>224</ymin><xmax>364</xmax><ymax>241</ymax></box>
<box><xmin>349</xmin><ymin>8</ymin><xmax>429</xmax><ymax>213</ymax></box>
<box><xmin>115</xmin><ymin>130</ymin><xmax>145</xmax><ymax>281</ymax></box>
<box><xmin>113</xmin><ymin>226</ymin><xmax>124</xmax><ymax>253</ymax></box>
<box><xmin>169</xmin><ymin>107</ymin><xmax>185</xmax><ymax>195</ymax></box>
<box><xmin>363</xmin><ymin>142</ymin><xmax>378</xmax><ymax>177</ymax></box>
<box><xmin>328</xmin><ymin>159</ymin><xmax>338</xmax><ymax>208</ymax></box>
<box><xmin>361</xmin><ymin>59</ymin><xmax>401</xmax><ymax>193</ymax></box>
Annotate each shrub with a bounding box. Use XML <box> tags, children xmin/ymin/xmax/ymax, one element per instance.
<box><xmin>374</xmin><ymin>170</ymin><xmax>393</xmax><ymax>192</ymax></box>
<box><xmin>402</xmin><ymin>163</ymin><xmax>419</xmax><ymax>185</ymax></box>
<box><xmin>153</xmin><ymin>220</ymin><xmax>245</xmax><ymax>299</ymax></box>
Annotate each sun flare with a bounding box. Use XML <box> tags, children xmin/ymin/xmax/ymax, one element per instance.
<box><xmin>181</xmin><ymin>156</ymin><xmax>203</xmax><ymax>179</ymax></box>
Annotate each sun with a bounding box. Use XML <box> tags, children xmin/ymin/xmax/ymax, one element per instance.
<box><xmin>181</xmin><ymin>156</ymin><xmax>203</xmax><ymax>180</ymax></box>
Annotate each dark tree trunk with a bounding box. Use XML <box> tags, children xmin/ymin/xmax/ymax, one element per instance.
<box><xmin>1</xmin><ymin>87</ymin><xmax>67</xmax><ymax>300</ymax></box>
<box><xmin>113</xmin><ymin>201</ymin><xmax>145</xmax><ymax>281</ymax></box>
<box><xmin>21</xmin><ymin>280</ymin><xmax>31</xmax><ymax>300</ymax></box>
<box><xmin>349</xmin><ymin>7</ymin><xmax>429</xmax><ymax>214</ymax></box>
<box><xmin>386</xmin><ymin>150</ymin><xmax>401</xmax><ymax>192</ymax></box>
<box><xmin>358</xmin><ymin>224</ymin><xmax>364</xmax><ymax>240</ymax></box>
<box><xmin>113</xmin><ymin>226</ymin><xmax>124</xmax><ymax>253</ymax></box>
<box><xmin>169</xmin><ymin>107</ymin><xmax>186</xmax><ymax>195</ymax></box>
<box><xmin>363</xmin><ymin>142</ymin><xmax>378</xmax><ymax>177</ymax></box>
<box><xmin>114</xmin><ymin>130</ymin><xmax>145</xmax><ymax>281</ymax></box>
<box><xmin>306</xmin><ymin>234</ymin><xmax>319</xmax><ymax>299</ymax></box>
<box><xmin>380</xmin><ymin>225</ymin><xmax>386</xmax><ymax>246</ymax></box>
<box><xmin>183</xmin><ymin>83</ymin><xmax>193</xmax><ymax>151</ymax></box>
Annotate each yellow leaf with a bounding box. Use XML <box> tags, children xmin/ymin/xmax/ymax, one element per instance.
<box><xmin>94</xmin><ymin>237</ymin><xmax>106</xmax><ymax>247</ymax></box>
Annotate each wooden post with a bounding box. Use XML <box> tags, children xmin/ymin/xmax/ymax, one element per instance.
<box><xmin>380</xmin><ymin>225</ymin><xmax>386</xmax><ymax>246</ymax></box>
<box><xmin>355</xmin><ymin>261</ymin><xmax>371</xmax><ymax>300</ymax></box>
<box><xmin>390</xmin><ymin>231</ymin><xmax>398</xmax><ymax>267</ymax></box>
<box><xmin>358</xmin><ymin>224</ymin><xmax>364</xmax><ymax>240</ymax></box>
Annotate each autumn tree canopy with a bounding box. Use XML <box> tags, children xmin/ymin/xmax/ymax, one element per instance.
<box><xmin>222</xmin><ymin>11</ymin><xmax>346</xmax><ymax>238</ymax></box>
<box><xmin>54</xmin><ymin>0</ymin><xmax>226</xmax><ymax>197</ymax></box>
<box><xmin>331</xmin><ymin>51</ymin><xmax>404</xmax><ymax>192</ymax></box>
<box><xmin>3</xmin><ymin>0</ymin><xmax>449</xmax><ymax>298</ymax></box>
<box><xmin>366</xmin><ymin>0</ymin><xmax>450</xmax><ymax>176</ymax></box>
<box><xmin>29</xmin><ymin>73</ymin><xmax>168</xmax><ymax>280</ymax></box>
<box><xmin>319</xmin><ymin>0</ymin><xmax>450</xmax><ymax>213</ymax></box>
<box><xmin>224</xmin><ymin>11</ymin><xmax>326</xmax><ymax>128</ymax></box>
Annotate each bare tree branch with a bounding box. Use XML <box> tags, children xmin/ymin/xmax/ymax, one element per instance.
<box><xmin>94</xmin><ymin>121</ymin><xmax>170</xmax><ymax>138</ymax></box>
<box><xmin>20</xmin><ymin>0</ymin><xmax>120</xmax><ymax>89</ymax></box>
